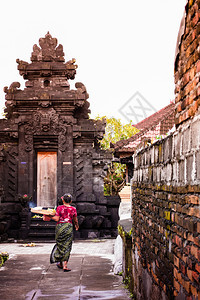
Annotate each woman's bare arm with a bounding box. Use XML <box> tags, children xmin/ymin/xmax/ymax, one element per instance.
<box><xmin>73</xmin><ymin>216</ymin><xmax>79</xmax><ymax>231</ymax></box>
<box><xmin>51</xmin><ymin>215</ymin><xmax>60</xmax><ymax>222</ymax></box>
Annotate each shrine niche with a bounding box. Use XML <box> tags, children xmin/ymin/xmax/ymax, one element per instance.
<box><xmin>0</xmin><ymin>32</ymin><xmax>119</xmax><ymax>241</ymax></box>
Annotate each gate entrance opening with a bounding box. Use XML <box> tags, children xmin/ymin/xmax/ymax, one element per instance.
<box><xmin>37</xmin><ymin>152</ymin><xmax>57</xmax><ymax>207</ymax></box>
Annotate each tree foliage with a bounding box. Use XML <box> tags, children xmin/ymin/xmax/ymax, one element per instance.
<box><xmin>104</xmin><ymin>162</ymin><xmax>126</xmax><ymax>196</ymax></box>
<box><xmin>95</xmin><ymin>116</ymin><xmax>139</xmax><ymax>195</ymax></box>
<box><xmin>96</xmin><ymin>116</ymin><xmax>139</xmax><ymax>150</ymax></box>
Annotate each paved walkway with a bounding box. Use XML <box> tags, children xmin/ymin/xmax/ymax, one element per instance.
<box><xmin>0</xmin><ymin>239</ymin><xmax>131</xmax><ymax>300</ymax></box>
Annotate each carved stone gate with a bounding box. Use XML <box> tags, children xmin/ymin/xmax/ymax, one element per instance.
<box><xmin>0</xmin><ymin>33</ymin><xmax>119</xmax><ymax>240</ymax></box>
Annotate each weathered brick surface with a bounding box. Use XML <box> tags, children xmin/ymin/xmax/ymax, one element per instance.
<box><xmin>132</xmin><ymin>160</ymin><xmax>200</xmax><ymax>298</ymax></box>
<box><xmin>132</xmin><ymin>124</ymin><xmax>200</xmax><ymax>298</ymax></box>
<box><xmin>175</xmin><ymin>0</ymin><xmax>200</xmax><ymax>127</ymax></box>
<box><xmin>131</xmin><ymin>2</ymin><xmax>200</xmax><ymax>295</ymax></box>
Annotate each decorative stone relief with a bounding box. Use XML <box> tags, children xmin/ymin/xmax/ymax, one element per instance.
<box><xmin>33</xmin><ymin>108</ymin><xmax>59</xmax><ymax>135</ymax></box>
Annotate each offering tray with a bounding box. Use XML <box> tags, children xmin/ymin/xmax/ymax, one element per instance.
<box><xmin>31</xmin><ymin>208</ymin><xmax>55</xmax><ymax>216</ymax></box>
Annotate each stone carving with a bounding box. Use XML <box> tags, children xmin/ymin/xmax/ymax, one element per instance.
<box><xmin>9</xmin><ymin>132</ymin><xmax>18</xmax><ymax>139</ymax></box>
<box><xmin>38</xmin><ymin>100</ymin><xmax>52</xmax><ymax>108</ymax></box>
<box><xmin>16</xmin><ymin>59</ymin><xmax>29</xmax><ymax>76</ymax></box>
<box><xmin>75</xmin><ymin>82</ymin><xmax>89</xmax><ymax>100</ymax></box>
<box><xmin>31</xmin><ymin>31</ymin><xmax>65</xmax><ymax>62</ymax></box>
<box><xmin>75</xmin><ymin>156</ymin><xmax>84</xmax><ymax>201</ymax></box>
<box><xmin>66</xmin><ymin>58</ymin><xmax>78</xmax><ymax>80</ymax></box>
<box><xmin>24</xmin><ymin>134</ymin><xmax>33</xmax><ymax>152</ymax></box>
<box><xmin>7</xmin><ymin>148</ymin><xmax>18</xmax><ymax>200</ymax></box>
<box><xmin>0</xmin><ymin>145</ymin><xmax>5</xmax><ymax>162</ymax></box>
<box><xmin>73</xmin><ymin>132</ymin><xmax>81</xmax><ymax>139</ymax></box>
<box><xmin>33</xmin><ymin>108</ymin><xmax>59</xmax><ymax>134</ymax></box>
<box><xmin>58</xmin><ymin>133</ymin><xmax>67</xmax><ymax>152</ymax></box>
<box><xmin>4</xmin><ymin>82</ymin><xmax>21</xmax><ymax>95</ymax></box>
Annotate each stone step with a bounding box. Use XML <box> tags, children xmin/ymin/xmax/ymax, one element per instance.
<box><xmin>28</xmin><ymin>216</ymin><xmax>56</xmax><ymax>241</ymax></box>
<box><xmin>30</xmin><ymin>223</ymin><xmax>56</xmax><ymax>229</ymax></box>
<box><xmin>119</xmin><ymin>185</ymin><xmax>131</xmax><ymax>203</ymax></box>
<box><xmin>28</xmin><ymin>232</ymin><xmax>55</xmax><ymax>238</ymax></box>
<box><xmin>27</xmin><ymin>239</ymin><xmax>56</xmax><ymax>243</ymax></box>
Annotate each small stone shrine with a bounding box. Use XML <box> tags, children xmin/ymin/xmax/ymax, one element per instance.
<box><xmin>0</xmin><ymin>33</ymin><xmax>119</xmax><ymax>240</ymax></box>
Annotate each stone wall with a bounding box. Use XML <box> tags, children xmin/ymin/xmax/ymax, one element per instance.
<box><xmin>132</xmin><ymin>115</ymin><xmax>200</xmax><ymax>299</ymax></box>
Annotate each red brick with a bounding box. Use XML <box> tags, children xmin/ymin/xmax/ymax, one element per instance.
<box><xmin>192</xmin><ymin>27</ymin><xmax>197</xmax><ymax>39</ymax></box>
<box><xmin>187</xmin><ymin>233</ymin><xmax>195</xmax><ymax>243</ymax></box>
<box><xmin>194</xmin><ymin>236</ymin><xmax>200</xmax><ymax>247</ymax></box>
<box><xmin>174</xmin><ymin>279</ymin><xmax>180</xmax><ymax>292</ymax></box>
<box><xmin>195</xmin><ymin>263</ymin><xmax>200</xmax><ymax>273</ymax></box>
<box><xmin>174</xmin><ymin>290</ymin><xmax>178</xmax><ymax>297</ymax></box>
<box><xmin>174</xmin><ymin>256</ymin><xmax>179</xmax><ymax>268</ymax></box>
<box><xmin>190</xmin><ymin>285</ymin><xmax>198</xmax><ymax>298</ymax></box>
<box><xmin>193</xmin><ymin>100</ymin><xmax>199</xmax><ymax>114</ymax></box>
<box><xmin>183</xmin><ymin>72</ymin><xmax>190</xmax><ymax>87</ymax></box>
<box><xmin>189</xmin><ymin>66</ymin><xmax>196</xmax><ymax>80</ymax></box>
<box><xmin>185</xmin><ymin>195</ymin><xmax>200</xmax><ymax>205</ymax></box>
<box><xmin>184</xmin><ymin>32</ymin><xmax>194</xmax><ymax>49</ymax></box>
<box><xmin>174</xmin><ymin>267</ymin><xmax>178</xmax><ymax>279</ymax></box>
<box><xmin>189</xmin><ymin>91</ymin><xmax>197</xmax><ymax>104</ymax></box>
<box><xmin>180</xmin><ymin>261</ymin><xmax>186</xmax><ymax>275</ymax></box>
<box><xmin>192</xmin><ymin>271</ymin><xmax>200</xmax><ymax>283</ymax></box>
<box><xmin>191</xmin><ymin>12</ymin><xmax>199</xmax><ymax>27</ymax></box>
<box><xmin>191</xmin><ymin>245</ymin><xmax>199</xmax><ymax>259</ymax></box>
<box><xmin>177</xmin><ymin>103</ymin><xmax>182</xmax><ymax>113</ymax></box>
<box><xmin>188</xmin><ymin>106</ymin><xmax>194</xmax><ymax>118</ymax></box>
<box><xmin>188</xmin><ymin>206</ymin><xmax>200</xmax><ymax>218</ymax></box>
<box><xmin>197</xmin><ymin>60</ymin><xmax>200</xmax><ymax>73</ymax></box>
<box><xmin>177</xmin><ymin>271</ymin><xmax>183</xmax><ymax>285</ymax></box>
<box><xmin>173</xmin><ymin>235</ymin><xmax>183</xmax><ymax>248</ymax></box>
<box><xmin>181</xmin><ymin>98</ymin><xmax>189</xmax><ymax>110</ymax></box>
<box><xmin>182</xmin><ymin>254</ymin><xmax>188</xmax><ymax>264</ymax></box>
<box><xmin>197</xmin><ymin>222</ymin><xmax>200</xmax><ymax>234</ymax></box>
<box><xmin>175</xmin><ymin>84</ymin><xmax>181</xmax><ymax>94</ymax></box>
<box><xmin>175</xmin><ymin>93</ymin><xmax>182</xmax><ymax>103</ymax></box>
<box><xmin>187</xmin><ymin>269</ymin><xmax>193</xmax><ymax>281</ymax></box>
<box><xmin>182</xmin><ymin>278</ymin><xmax>191</xmax><ymax>294</ymax></box>
<box><xmin>187</xmin><ymin>257</ymin><xmax>195</xmax><ymax>270</ymax></box>
<box><xmin>185</xmin><ymin>79</ymin><xmax>197</xmax><ymax>97</ymax></box>
<box><xmin>186</xmin><ymin>55</ymin><xmax>195</xmax><ymax>71</ymax></box>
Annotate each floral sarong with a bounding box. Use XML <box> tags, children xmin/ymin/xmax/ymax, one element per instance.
<box><xmin>50</xmin><ymin>222</ymin><xmax>73</xmax><ymax>263</ymax></box>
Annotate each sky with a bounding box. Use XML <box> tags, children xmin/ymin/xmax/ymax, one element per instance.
<box><xmin>0</xmin><ymin>0</ymin><xmax>186</xmax><ymax>124</ymax></box>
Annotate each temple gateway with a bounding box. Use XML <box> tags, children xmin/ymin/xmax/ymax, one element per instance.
<box><xmin>0</xmin><ymin>33</ymin><xmax>120</xmax><ymax>240</ymax></box>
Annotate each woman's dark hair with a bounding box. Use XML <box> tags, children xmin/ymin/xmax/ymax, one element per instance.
<box><xmin>62</xmin><ymin>193</ymin><xmax>72</xmax><ymax>203</ymax></box>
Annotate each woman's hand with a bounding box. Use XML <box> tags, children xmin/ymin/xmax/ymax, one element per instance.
<box><xmin>43</xmin><ymin>215</ymin><xmax>51</xmax><ymax>221</ymax></box>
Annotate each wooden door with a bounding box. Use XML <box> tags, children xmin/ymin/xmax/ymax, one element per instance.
<box><xmin>37</xmin><ymin>152</ymin><xmax>57</xmax><ymax>207</ymax></box>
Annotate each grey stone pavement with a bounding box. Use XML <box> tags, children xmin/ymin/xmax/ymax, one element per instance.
<box><xmin>0</xmin><ymin>239</ymin><xmax>131</xmax><ymax>300</ymax></box>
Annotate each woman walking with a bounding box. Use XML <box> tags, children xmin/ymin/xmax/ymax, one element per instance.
<box><xmin>44</xmin><ymin>193</ymin><xmax>79</xmax><ymax>272</ymax></box>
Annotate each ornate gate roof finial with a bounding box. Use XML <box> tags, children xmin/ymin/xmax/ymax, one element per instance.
<box><xmin>31</xmin><ymin>32</ymin><xmax>65</xmax><ymax>62</ymax></box>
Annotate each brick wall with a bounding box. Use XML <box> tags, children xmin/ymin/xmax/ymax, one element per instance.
<box><xmin>175</xmin><ymin>0</ymin><xmax>200</xmax><ymax>127</ymax></box>
<box><xmin>131</xmin><ymin>2</ymin><xmax>200</xmax><ymax>298</ymax></box>
<box><xmin>132</xmin><ymin>117</ymin><xmax>200</xmax><ymax>298</ymax></box>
